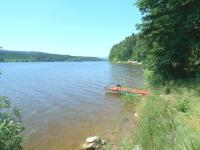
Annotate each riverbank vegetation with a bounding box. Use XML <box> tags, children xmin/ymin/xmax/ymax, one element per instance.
<box><xmin>0</xmin><ymin>72</ymin><xmax>25</xmax><ymax>150</ymax></box>
<box><xmin>109</xmin><ymin>0</ymin><xmax>200</xmax><ymax>149</ymax></box>
<box><xmin>121</xmin><ymin>76</ymin><xmax>200</xmax><ymax>150</ymax></box>
<box><xmin>0</xmin><ymin>96</ymin><xmax>25</xmax><ymax>149</ymax></box>
<box><xmin>0</xmin><ymin>50</ymin><xmax>102</xmax><ymax>62</ymax></box>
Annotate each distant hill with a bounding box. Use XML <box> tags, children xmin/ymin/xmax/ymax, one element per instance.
<box><xmin>0</xmin><ymin>50</ymin><xmax>102</xmax><ymax>62</ymax></box>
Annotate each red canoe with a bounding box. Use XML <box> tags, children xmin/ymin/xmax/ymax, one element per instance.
<box><xmin>105</xmin><ymin>86</ymin><xmax>149</xmax><ymax>96</ymax></box>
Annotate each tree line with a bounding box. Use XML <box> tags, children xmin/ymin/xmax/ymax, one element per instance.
<box><xmin>0</xmin><ymin>50</ymin><xmax>101</xmax><ymax>62</ymax></box>
<box><xmin>109</xmin><ymin>33</ymin><xmax>147</xmax><ymax>63</ymax></box>
<box><xmin>109</xmin><ymin>0</ymin><xmax>200</xmax><ymax>80</ymax></box>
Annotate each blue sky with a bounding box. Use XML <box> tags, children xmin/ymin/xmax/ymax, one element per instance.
<box><xmin>0</xmin><ymin>0</ymin><xmax>141</xmax><ymax>57</ymax></box>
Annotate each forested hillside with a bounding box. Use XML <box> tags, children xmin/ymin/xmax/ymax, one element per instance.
<box><xmin>0</xmin><ymin>50</ymin><xmax>101</xmax><ymax>62</ymax></box>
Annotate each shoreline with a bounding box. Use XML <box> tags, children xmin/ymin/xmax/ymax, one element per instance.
<box><xmin>110</xmin><ymin>60</ymin><xmax>142</xmax><ymax>65</ymax></box>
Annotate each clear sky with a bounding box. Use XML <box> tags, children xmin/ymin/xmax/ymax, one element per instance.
<box><xmin>0</xmin><ymin>0</ymin><xmax>141</xmax><ymax>57</ymax></box>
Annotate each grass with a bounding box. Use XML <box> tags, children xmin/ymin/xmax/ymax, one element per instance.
<box><xmin>122</xmin><ymin>93</ymin><xmax>141</xmax><ymax>104</ymax></box>
<box><xmin>135</xmin><ymin>95</ymin><xmax>199</xmax><ymax>150</ymax></box>
<box><xmin>118</xmin><ymin>75</ymin><xmax>200</xmax><ymax>150</ymax></box>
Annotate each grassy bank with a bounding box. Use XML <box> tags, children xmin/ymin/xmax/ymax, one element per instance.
<box><xmin>119</xmin><ymin>75</ymin><xmax>200</xmax><ymax>150</ymax></box>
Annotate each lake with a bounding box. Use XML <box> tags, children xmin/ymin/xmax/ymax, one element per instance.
<box><xmin>0</xmin><ymin>61</ymin><xmax>143</xmax><ymax>150</ymax></box>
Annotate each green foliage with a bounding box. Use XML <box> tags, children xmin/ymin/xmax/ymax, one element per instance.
<box><xmin>121</xmin><ymin>138</ymin><xmax>135</xmax><ymax>150</ymax></box>
<box><xmin>137</xmin><ymin>0</ymin><xmax>200</xmax><ymax>79</ymax></box>
<box><xmin>109</xmin><ymin>34</ymin><xmax>135</xmax><ymax>62</ymax></box>
<box><xmin>0</xmin><ymin>96</ymin><xmax>25</xmax><ymax>150</ymax></box>
<box><xmin>0</xmin><ymin>50</ymin><xmax>101</xmax><ymax>62</ymax></box>
<box><xmin>176</xmin><ymin>97</ymin><xmax>190</xmax><ymax>113</ymax></box>
<box><xmin>109</xmin><ymin>33</ymin><xmax>147</xmax><ymax>62</ymax></box>
<box><xmin>196</xmin><ymin>73</ymin><xmax>200</xmax><ymax>84</ymax></box>
<box><xmin>135</xmin><ymin>95</ymin><xmax>199</xmax><ymax>150</ymax></box>
<box><xmin>122</xmin><ymin>93</ymin><xmax>141</xmax><ymax>104</ymax></box>
<box><xmin>109</xmin><ymin>42</ymin><xmax>131</xmax><ymax>62</ymax></box>
<box><xmin>131</xmin><ymin>35</ymin><xmax>148</xmax><ymax>63</ymax></box>
<box><xmin>164</xmin><ymin>86</ymin><xmax>171</xmax><ymax>95</ymax></box>
<box><xmin>144</xmin><ymin>70</ymin><xmax>165</xmax><ymax>88</ymax></box>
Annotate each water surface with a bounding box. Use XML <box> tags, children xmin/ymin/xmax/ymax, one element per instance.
<box><xmin>0</xmin><ymin>61</ymin><xmax>143</xmax><ymax>149</ymax></box>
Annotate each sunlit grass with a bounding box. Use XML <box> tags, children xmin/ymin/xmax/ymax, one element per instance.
<box><xmin>122</xmin><ymin>93</ymin><xmax>141</xmax><ymax>104</ymax></box>
<box><xmin>119</xmin><ymin>77</ymin><xmax>200</xmax><ymax>150</ymax></box>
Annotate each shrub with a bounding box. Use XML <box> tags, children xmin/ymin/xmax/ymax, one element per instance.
<box><xmin>176</xmin><ymin>97</ymin><xmax>190</xmax><ymax>113</ymax></box>
<box><xmin>144</xmin><ymin>70</ymin><xmax>165</xmax><ymax>88</ymax></box>
<box><xmin>0</xmin><ymin>96</ymin><xmax>25</xmax><ymax>150</ymax></box>
<box><xmin>164</xmin><ymin>87</ymin><xmax>171</xmax><ymax>95</ymax></box>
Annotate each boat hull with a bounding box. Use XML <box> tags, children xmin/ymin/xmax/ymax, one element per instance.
<box><xmin>105</xmin><ymin>86</ymin><xmax>149</xmax><ymax>96</ymax></box>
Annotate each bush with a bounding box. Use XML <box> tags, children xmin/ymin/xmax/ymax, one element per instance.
<box><xmin>144</xmin><ymin>70</ymin><xmax>165</xmax><ymax>88</ymax></box>
<box><xmin>164</xmin><ymin>87</ymin><xmax>171</xmax><ymax>95</ymax></box>
<box><xmin>176</xmin><ymin>97</ymin><xmax>190</xmax><ymax>113</ymax></box>
<box><xmin>0</xmin><ymin>96</ymin><xmax>25</xmax><ymax>150</ymax></box>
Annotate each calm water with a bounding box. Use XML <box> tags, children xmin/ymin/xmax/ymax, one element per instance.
<box><xmin>0</xmin><ymin>61</ymin><xmax>143</xmax><ymax>150</ymax></box>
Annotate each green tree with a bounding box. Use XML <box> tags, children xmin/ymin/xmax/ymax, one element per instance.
<box><xmin>137</xmin><ymin>0</ymin><xmax>200</xmax><ymax>79</ymax></box>
<box><xmin>109</xmin><ymin>33</ymin><xmax>149</xmax><ymax>63</ymax></box>
<box><xmin>131</xmin><ymin>34</ymin><xmax>149</xmax><ymax>62</ymax></box>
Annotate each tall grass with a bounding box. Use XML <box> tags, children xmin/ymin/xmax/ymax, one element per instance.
<box><xmin>120</xmin><ymin>71</ymin><xmax>200</xmax><ymax>150</ymax></box>
<box><xmin>135</xmin><ymin>95</ymin><xmax>199</xmax><ymax>150</ymax></box>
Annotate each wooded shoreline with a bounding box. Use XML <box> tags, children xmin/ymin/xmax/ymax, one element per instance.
<box><xmin>0</xmin><ymin>50</ymin><xmax>102</xmax><ymax>62</ymax></box>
